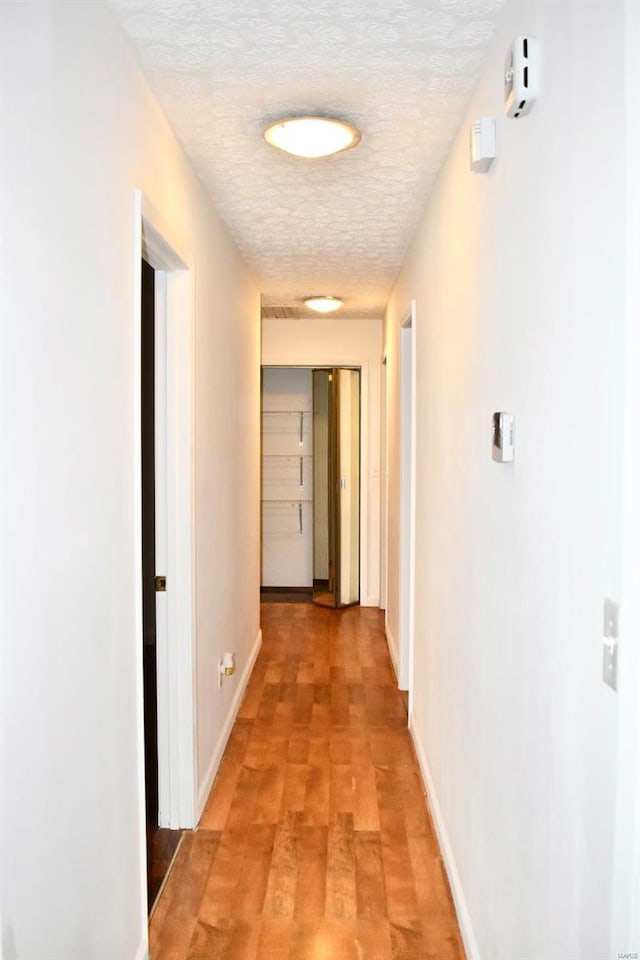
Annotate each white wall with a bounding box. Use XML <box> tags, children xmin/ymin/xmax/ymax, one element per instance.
<box><xmin>384</xmin><ymin>0</ymin><xmax>637</xmax><ymax>957</ymax></box>
<box><xmin>262</xmin><ymin>316</ymin><xmax>382</xmax><ymax>606</ymax></box>
<box><xmin>0</xmin><ymin>3</ymin><xmax>260</xmax><ymax>959</ymax></box>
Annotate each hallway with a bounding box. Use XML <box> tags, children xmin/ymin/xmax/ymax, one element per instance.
<box><xmin>149</xmin><ymin>604</ymin><xmax>463</xmax><ymax>959</ymax></box>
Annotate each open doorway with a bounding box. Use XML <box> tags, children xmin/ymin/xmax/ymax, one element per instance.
<box><xmin>260</xmin><ymin>367</ymin><xmax>313</xmax><ymax>603</ymax></box>
<box><xmin>260</xmin><ymin>365</ymin><xmax>361</xmax><ymax>608</ymax></box>
<box><xmin>140</xmin><ymin>259</ymin><xmax>182</xmax><ymax>911</ymax></box>
<box><xmin>311</xmin><ymin>368</ymin><xmax>360</xmax><ymax>608</ymax></box>
<box><xmin>135</xmin><ymin>194</ymin><xmax>198</xmax><ymax>926</ymax></box>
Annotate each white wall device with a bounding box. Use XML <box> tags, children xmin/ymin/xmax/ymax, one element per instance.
<box><xmin>218</xmin><ymin>651</ymin><xmax>236</xmax><ymax>688</ymax></box>
<box><xmin>504</xmin><ymin>36</ymin><xmax>539</xmax><ymax>118</ymax></box>
<box><xmin>470</xmin><ymin>117</ymin><xmax>497</xmax><ymax>173</ymax></box>
<box><xmin>492</xmin><ymin>412</ymin><xmax>515</xmax><ymax>462</ymax></box>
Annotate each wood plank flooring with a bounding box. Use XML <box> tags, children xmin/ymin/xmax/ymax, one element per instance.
<box><xmin>150</xmin><ymin>604</ymin><xmax>464</xmax><ymax>960</ymax></box>
<box><xmin>147</xmin><ymin>825</ymin><xmax>184</xmax><ymax>913</ymax></box>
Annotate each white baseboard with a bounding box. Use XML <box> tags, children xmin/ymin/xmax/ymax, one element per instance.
<box><xmin>408</xmin><ymin>711</ymin><xmax>480</xmax><ymax>960</ymax></box>
<box><xmin>195</xmin><ymin>629</ymin><xmax>262</xmax><ymax>821</ymax></box>
<box><xmin>385</xmin><ymin>621</ymin><xmax>399</xmax><ymax>682</ymax></box>
<box><xmin>363</xmin><ymin>595</ymin><xmax>380</xmax><ymax>608</ymax></box>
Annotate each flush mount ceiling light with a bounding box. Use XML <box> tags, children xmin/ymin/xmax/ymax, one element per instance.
<box><xmin>263</xmin><ymin>116</ymin><xmax>361</xmax><ymax>159</ymax></box>
<box><xmin>304</xmin><ymin>296</ymin><xmax>344</xmax><ymax>313</ymax></box>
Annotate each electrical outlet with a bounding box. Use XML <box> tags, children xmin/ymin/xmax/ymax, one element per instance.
<box><xmin>602</xmin><ymin>598</ymin><xmax>619</xmax><ymax>691</ymax></box>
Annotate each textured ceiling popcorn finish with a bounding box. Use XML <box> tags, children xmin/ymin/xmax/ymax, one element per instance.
<box><xmin>109</xmin><ymin>0</ymin><xmax>504</xmax><ymax>318</ymax></box>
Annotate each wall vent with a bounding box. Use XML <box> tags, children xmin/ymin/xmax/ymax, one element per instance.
<box><xmin>261</xmin><ymin>305</ymin><xmax>301</xmax><ymax>320</ymax></box>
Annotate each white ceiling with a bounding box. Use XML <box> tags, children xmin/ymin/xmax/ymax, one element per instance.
<box><xmin>109</xmin><ymin>0</ymin><xmax>504</xmax><ymax>318</ymax></box>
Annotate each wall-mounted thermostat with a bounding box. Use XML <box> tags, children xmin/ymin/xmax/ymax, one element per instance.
<box><xmin>492</xmin><ymin>412</ymin><xmax>515</xmax><ymax>462</ymax></box>
<box><xmin>470</xmin><ymin>117</ymin><xmax>496</xmax><ymax>173</ymax></box>
<box><xmin>505</xmin><ymin>36</ymin><xmax>539</xmax><ymax>118</ymax></box>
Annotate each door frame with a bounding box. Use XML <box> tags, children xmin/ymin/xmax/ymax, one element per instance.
<box><xmin>133</xmin><ymin>191</ymin><xmax>197</xmax><ymax>915</ymax></box>
<box><xmin>262</xmin><ymin>362</ymin><xmax>369</xmax><ymax>606</ymax></box>
<box><xmin>335</xmin><ymin>367</ymin><xmax>362</xmax><ymax>607</ymax></box>
<box><xmin>399</xmin><ymin>301</ymin><xmax>417</xmax><ymax>705</ymax></box>
<box><xmin>380</xmin><ymin>353</ymin><xmax>388</xmax><ymax>611</ymax></box>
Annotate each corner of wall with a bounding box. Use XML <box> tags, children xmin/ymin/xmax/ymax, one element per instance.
<box><xmin>409</xmin><ymin>712</ymin><xmax>480</xmax><ymax>960</ymax></box>
<box><xmin>385</xmin><ymin>621</ymin><xmax>399</xmax><ymax>681</ymax></box>
<box><xmin>134</xmin><ymin>937</ymin><xmax>150</xmax><ymax>960</ymax></box>
<box><xmin>195</xmin><ymin>628</ymin><xmax>262</xmax><ymax>821</ymax></box>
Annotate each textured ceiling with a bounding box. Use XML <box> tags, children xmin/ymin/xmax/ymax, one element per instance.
<box><xmin>109</xmin><ymin>0</ymin><xmax>504</xmax><ymax>318</ymax></box>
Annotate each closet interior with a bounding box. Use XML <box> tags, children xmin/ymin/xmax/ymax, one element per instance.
<box><xmin>261</xmin><ymin>366</ymin><xmax>360</xmax><ymax>608</ymax></box>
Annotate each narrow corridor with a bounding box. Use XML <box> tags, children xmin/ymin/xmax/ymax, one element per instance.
<box><xmin>149</xmin><ymin>604</ymin><xmax>464</xmax><ymax>959</ymax></box>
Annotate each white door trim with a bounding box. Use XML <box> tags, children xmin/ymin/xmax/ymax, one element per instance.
<box><xmin>400</xmin><ymin>302</ymin><xmax>417</xmax><ymax>707</ymax></box>
<box><xmin>133</xmin><ymin>190</ymin><xmax>197</xmax><ymax>928</ymax></box>
<box><xmin>380</xmin><ymin>352</ymin><xmax>388</xmax><ymax>611</ymax></box>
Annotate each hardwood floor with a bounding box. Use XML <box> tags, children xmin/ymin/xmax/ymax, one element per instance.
<box><xmin>149</xmin><ymin>604</ymin><xmax>464</xmax><ymax>959</ymax></box>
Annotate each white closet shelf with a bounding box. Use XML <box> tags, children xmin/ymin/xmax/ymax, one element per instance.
<box><xmin>261</xmin><ymin>498</ymin><xmax>312</xmax><ymax>504</ymax></box>
<box><xmin>261</xmin><ymin>498</ymin><xmax>310</xmax><ymax>535</ymax></box>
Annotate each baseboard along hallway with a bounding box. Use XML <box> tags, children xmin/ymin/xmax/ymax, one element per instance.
<box><xmin>149</xmin><ymin>603</ymin><xmax>463</xmax><ymax>959</ymax></box>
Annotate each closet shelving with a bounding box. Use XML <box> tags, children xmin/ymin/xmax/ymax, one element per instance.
<box><xmin>261</xmin><ymin>409</ymin><xmax>311</xmax><ymax>446</ymax></box>
<box><xmin>262</xmin><ymin>456</ymin><xmax>311</xmax><ymax>488</ymax></box>
<box><xmin>261</xmin><ymin>409</ymin><xmax>312</xmax><ymax>536</ymax></box>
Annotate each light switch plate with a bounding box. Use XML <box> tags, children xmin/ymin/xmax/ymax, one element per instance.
<box><xmin>602</xmin><ymin>598</ymin><xmax>619</xmax><ymax>691</ymax></box>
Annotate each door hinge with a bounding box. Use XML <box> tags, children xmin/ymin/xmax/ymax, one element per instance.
<box><xmin>155</xmin><ymin>575</ymin><xmax>167</xmax><ymax>592</ymax></box>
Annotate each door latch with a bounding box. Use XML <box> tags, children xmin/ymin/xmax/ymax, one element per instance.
<box><xmin>155</xmin><ymin>575</ymin><xmax>167</xmax><ymax>592</ymax></box>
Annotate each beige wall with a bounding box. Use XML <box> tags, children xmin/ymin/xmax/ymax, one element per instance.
<box><xmin>1</xmin><ymin>3</ymin><xmax>260</xmax><ymax>958</ymax></box>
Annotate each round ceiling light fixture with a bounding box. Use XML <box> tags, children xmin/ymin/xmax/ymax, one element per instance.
<box><xmin>263</xmin><ymin>116</ymin><xmax>361</xmax><ymax>159</ymax></box>
<box><xmin>304</xmin><ymin>296</ymin><xmax>344</xmax><ymax>313</ymax></box>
